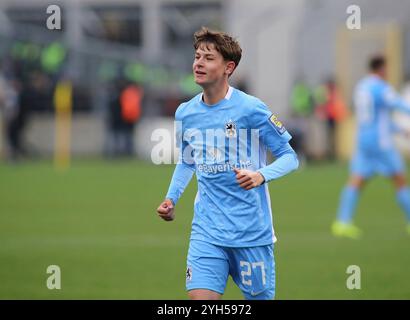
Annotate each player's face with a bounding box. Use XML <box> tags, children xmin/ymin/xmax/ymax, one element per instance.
<box><xmin>193</xmin><ymin>43</ymin><xmax>231</xmax><ymax>87</ymax></box>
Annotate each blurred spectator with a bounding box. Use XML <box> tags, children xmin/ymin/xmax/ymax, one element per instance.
<box><xmin>106</xmin><ymin>78</ymin><xmax>143</xmax><ymax>157</ymax></box>
<box><xmin>2</xmin><ymin>75</ymin><xmax>26</xmax><ymax>162</ymax></box>
<box><xmin>291</xmin><ymin>79</ymin><xmax>314</xmax><ymax>117</ymax></box>
<box><xmin>314</xmin><ymin>78</ymin><xmax>349</xmax><ymax>160</ymax></box>
<box><xmin>287</xmin><ymin>78</ymin><xmax>314</xmax><ymax>164</ymax></box>
<box><xmin>0</xmin><ymin>72</ymin><xmax>6</xmax><ymax>158</ymax></box>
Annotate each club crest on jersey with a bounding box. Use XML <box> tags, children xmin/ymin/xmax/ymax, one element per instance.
<box><xmin>225</xmin><ymin>120</ymin><xmax>237</xmax><ymax>138</ymax></box>
<box><xmin>186</xmin><ymin>266</ymin><xmax>192</xmax><ymax>282</ymax></box>
<box><xmin>269</xmin><ymin>114</ymin><xmax>286</xmax><ymax>135</ymax></box>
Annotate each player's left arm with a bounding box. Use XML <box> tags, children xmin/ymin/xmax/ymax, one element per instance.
<box><xmin>257</xmin><ymin>142</ymin><xmax>299</xmax><ymax>183</ymax></box>
<box><xmin>383</xmin><ymin>85</ymin><xmax>410</xmax><ymax>115</ymax></box>
<box><xmin>235</xmin><ymin>101</ymin><xmax>299</xmax><ymax>190</ymax></box>
<box><xmin>234</xmin><ymin>143</ymin><xmax>298</xmax><ymax>190</ymax></box>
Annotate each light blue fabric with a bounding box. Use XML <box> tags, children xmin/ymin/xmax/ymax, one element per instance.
<box><xmin>350</xmin><ymin>75</ymin><xmax>410</xmax><ymax>177</ymax></box>
<box><xmin>186</xmin><ymin>239</ymin><xmax>275</xmax><ymax>300</ymax></box>
<box><xmin>165</xmin><ymin>87</ymin><xmax>298</xmax><ymax>247</ymax></box>
<box><xmin>336</xmin><ymin>186</ymin><xmax>359</xmax><ymax>223</ymax></box>
<box><xmin>353</xmin><ymin>75</ymin><xmax>410</xmax><ymax>154</ymax></box>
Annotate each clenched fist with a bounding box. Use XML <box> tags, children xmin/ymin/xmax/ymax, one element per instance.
<box><xmin>234</xmin><ymin>168</ymin><xmax>265</xmax><ymax>190</ymax></box>
<box><xmin>156</xmin><ymin>199</ymin><xmax>175</xmax><ymax>221</ymax></box>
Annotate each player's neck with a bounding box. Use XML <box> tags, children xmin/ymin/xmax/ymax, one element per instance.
<box><xmin>370</xmin><ymin>72</ymin><xmax>385</xmax><ymax>80</ymax></box>
<box><xmin>202</xmin><ymin>81</ymin><xmax>230</xmax><ymax>105</ymax></box>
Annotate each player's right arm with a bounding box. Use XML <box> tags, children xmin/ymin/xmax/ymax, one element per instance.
<box><xmin>157</xmin><ymin>105</ymin><xmax>195</xmax><ymax>221</ymax></box>
<box><xmin>157</xmin><ymin>162</ymin><xmax>195</xmax><ymax>222</ymax></box>
<box><xmin>383</xmin><ymin>85</ymin><xmax>410</xmax><ymax>115</ymax></box>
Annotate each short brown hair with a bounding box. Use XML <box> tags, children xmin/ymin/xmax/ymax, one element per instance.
<box><xmin>194</xmin><ymin>27</ymin><xmax>242</xmax><ymax>70</ymax></box>
<box><xmin>369</xmin><ymin>55</ymin><xmax>386</xmax><ymax>72</ymax></box>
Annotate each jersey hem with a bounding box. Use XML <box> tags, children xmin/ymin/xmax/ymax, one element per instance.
<box><xmin>189</xmin><ymin>236</ymin><xmax>274</xmax><ymax>248</ymax></box>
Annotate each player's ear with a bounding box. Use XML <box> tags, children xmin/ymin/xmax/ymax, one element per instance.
<box><xmin>225</xmin><ymin>61</ymin><xmax>236</xmax><ymax>76</ymax></box>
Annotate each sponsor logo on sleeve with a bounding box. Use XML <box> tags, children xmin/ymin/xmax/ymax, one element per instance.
<box><xmin>268</xmin><ymin>114</ymin><xmax>286</xmax><ymax>135</ymax></box>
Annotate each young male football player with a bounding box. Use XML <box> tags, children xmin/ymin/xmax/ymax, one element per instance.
<box><xmin>332</xmin><ymin>55</ymin><xmax>410</xmax><ymax>239</ymax></box>
<box><xmin>157</xmin><ymin>27</ymin><xmax>299</xmax><ymax>299</ymax></box>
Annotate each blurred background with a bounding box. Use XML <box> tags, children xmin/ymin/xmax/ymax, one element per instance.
<box><xmin>0</xmin><ymin>0</ymin><xmax>409</xmax><ymax>299</ymax></box>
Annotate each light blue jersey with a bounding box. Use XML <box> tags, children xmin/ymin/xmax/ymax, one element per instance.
<box><xmin>351</xmin><ymin>75</ymin><xmax>410</xmax><ymax>178</ymax></box>
<box><xmin>354</xmin><ymin>75</ymin><xmax>410</xmax><ymax>153</ymax></box>
<box><xmin>166</xmin><ymin>86</ymin><xmax>299</xmax><ymax>247</ymax></box>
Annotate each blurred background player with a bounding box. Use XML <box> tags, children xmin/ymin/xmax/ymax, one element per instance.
<box><xmin>332</xmin><ymin>55</ymin><xmax>410</xmax><ymax>239</ymax></box>
<box><xmin>157</xmin><ymin>27</ymin><xmax>298</xmax><ymax>300</ymax></box>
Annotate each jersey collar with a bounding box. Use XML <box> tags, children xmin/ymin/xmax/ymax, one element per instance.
<box><xmin>199</xmin><ymin>86</ymin><xmax>234</xmax><ymax>105</ymax></box>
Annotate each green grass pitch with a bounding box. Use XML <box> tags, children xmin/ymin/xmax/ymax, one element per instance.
<box><xmin>0</xmin><ymin>160</ymin><xmax>409</xmax><ymax>299</ymax></box>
